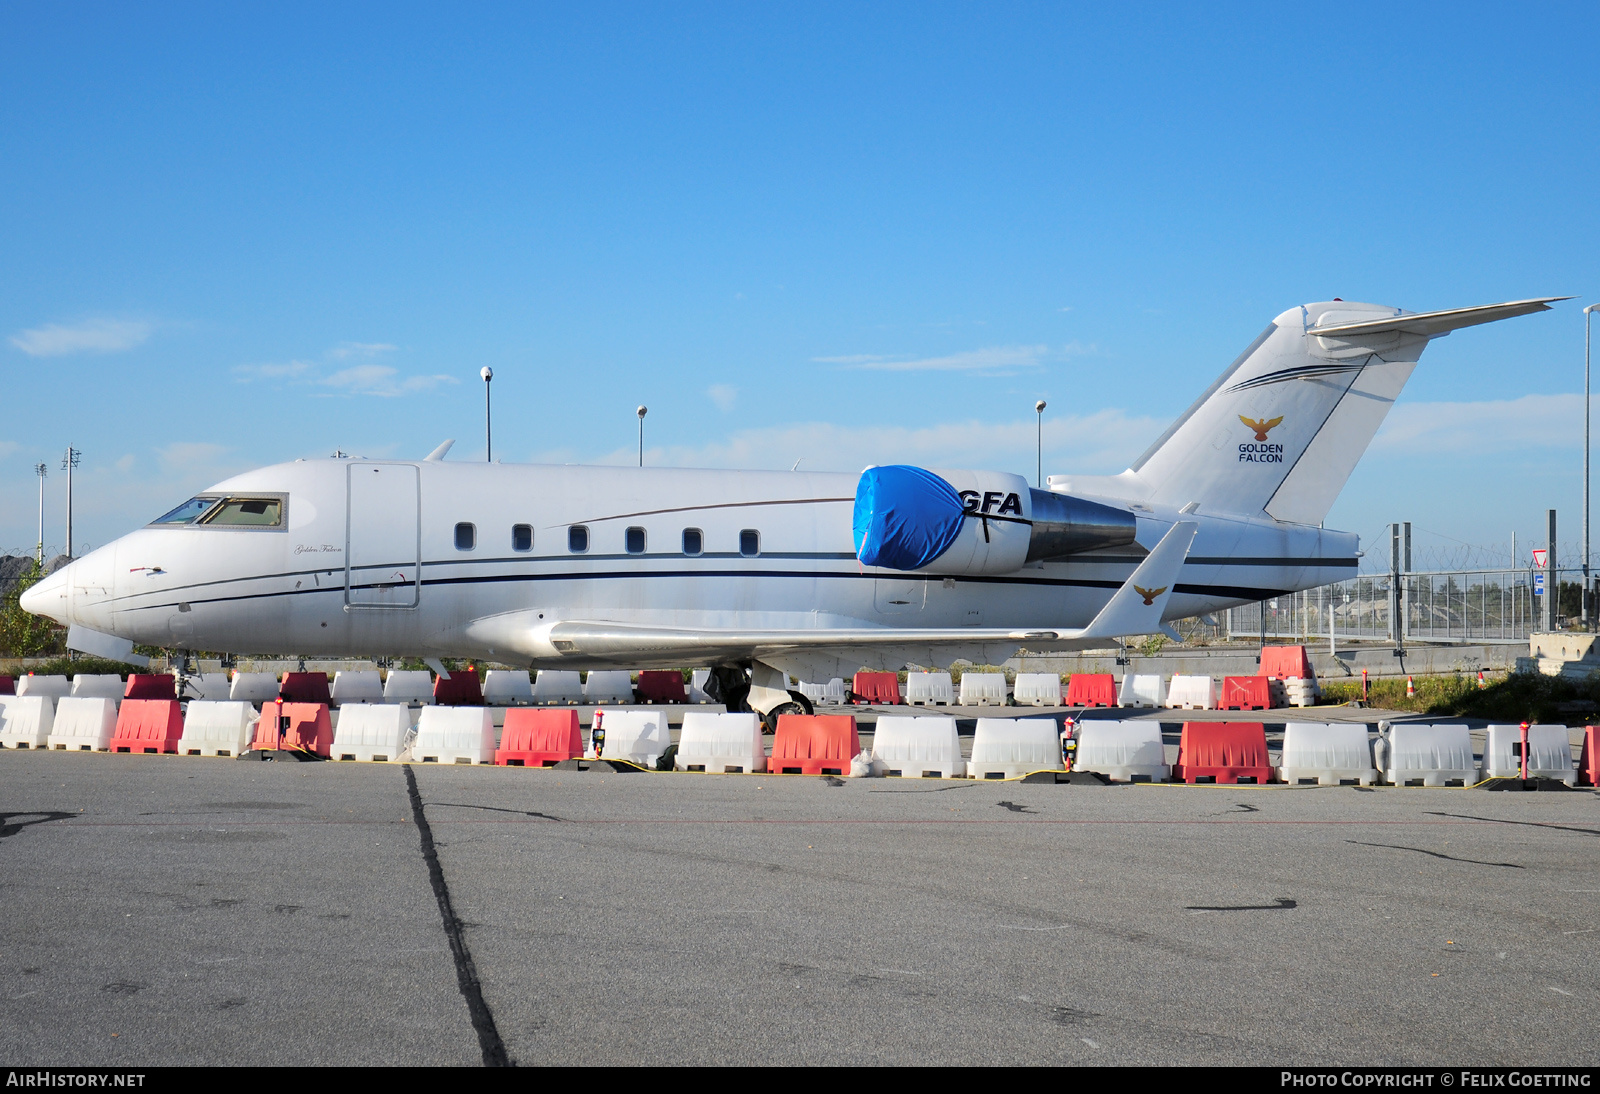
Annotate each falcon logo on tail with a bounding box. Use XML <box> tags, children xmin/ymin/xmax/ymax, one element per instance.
<box><xmin>1133</xmin><ymin>584</ymin><xmax>1167</xmax><ymax>606</ymax></box>
<box><xmin>1239</xmin><ymin>415</ymin><xmax>1283</xmax><ymax>442</ymax></box>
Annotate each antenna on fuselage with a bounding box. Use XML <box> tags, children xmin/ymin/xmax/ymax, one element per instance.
<box><xmin>424</xmin><ymin>439</ymin><xmax>456</xmax><ymax>461</ymax></box>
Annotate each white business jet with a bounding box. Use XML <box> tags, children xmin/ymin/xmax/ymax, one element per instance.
<box><xmin>23</xmin><ymin>297</ymin><xmax>1562</xmax><ymax>721</ymax></box>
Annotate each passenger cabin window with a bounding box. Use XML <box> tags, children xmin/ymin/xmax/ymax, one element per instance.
<box><xmin>739</xmin><ymin>529</ymin><xmax>760</xmax><ymax>557</ymax></box>
<box><xmin>151</xmin><ymin>496</ymin><xmax>221</xmax><ymax>525</ymax></box>
<box><xmin>625</xmin><ymin>527</ymin><xmax>646</xmax><ymax>555</ymax></box>
<box><xmin>454</xmin><ymin>522</ymin><xmax>476</xmax><ymax>551</ymax></box>
<box><xmin>200</xmin><ymin>498</ymin><xmax>283</xmax><ymax>527</ymax></box>
<box><xmin>512</xmin><ymin>524</ymin><xmax>533</xmax><ymax>552</ymax></box>
<box><xmin>682</xmin><ymin>528</ymin><xmax>703</xmax><ymax>556</ymax></box>
<box><xmin>568</xmin><ymin>525</ymin><xmax>589</xmax><ymax>553</ymax></box>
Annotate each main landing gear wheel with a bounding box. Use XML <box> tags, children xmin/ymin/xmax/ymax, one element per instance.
<box><xmin>760</xmin><ymin>690</ymin><xmax>814</xmax><ymax>734</ymax></box>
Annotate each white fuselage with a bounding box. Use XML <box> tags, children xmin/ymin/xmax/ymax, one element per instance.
<box><xmin>29</xmin><ymin>457</ymin><xmax>1356</xmax><ymax>668</ymax></box>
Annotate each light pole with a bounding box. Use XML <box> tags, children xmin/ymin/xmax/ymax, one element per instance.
<box><xmin>1586</xmin><ymin>305</ymin><xmax>1598</xmax><ymax>629</ymax></box>
<box><xmin>481</xmin><ymin>366</ymin><xmax>494</xmax><ymax>462</ymax></box>
<box><xmin>33</xmin><ymin>463</ymin><xmax>46</xmax><ymax>564</ymax></box>
<box><xmin>1035</xmin><ymin>400</ymin><xmax>1047</xmax><ymax>488</ymax></box>
<box><xmin>61</xmin><ymin>446</ymin><xmax>80</xmax><ymax>559</ymax></box>
<box><xmin>637</xmin><ymin>405</ymin><xmax>647</xmax><ymax>467</ymax></box>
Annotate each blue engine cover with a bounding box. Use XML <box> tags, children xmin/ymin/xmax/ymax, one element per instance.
<box><xmin>852</xmin><ymin>465</ymin><xmax>966</xmax><ymax>571</ymax></box>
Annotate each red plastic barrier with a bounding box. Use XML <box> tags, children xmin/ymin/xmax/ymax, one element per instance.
<box><xmin>771</xmin><ymin>714</ymin><xmax>860</xmax><ymax>775</ymax></box>
<box><xmin>124</xmin><ymin>674</ymin><xmax>176</xmax><ymax>701</ymax></box>
<box><xmin>0</xmin><ymin>676</ymin><xmax>13</xmax><ymax>695</ymax></box>
<box><xmin>252</xmin><ymin>701</ymin><xmax>333</xmax><ymax>756</ymax></box>
<box><xmin>1259</xmin><ymin>645</ymin><xmax>1313</xmax><ymax>680</ymax></box>
<box><xmin>1174</xmin><ymin>721</ymin><xmax>1272</xmax><ymax>784</ymax></box>
<box><xmin>496</xmin><ymin>709</ymin><xmax>583</xmax><ymax>767</ymax></box>
<box><xmin>1220</xmin><ymin>676</ymin><xmax>1271</xmax><ymax>710</ymax></box>
<box><xmin>1065</xmin><ymin>673</ymin><xmax>1117</xmax><ymax>708</ymax></box>
<box><xmin>851</xmin><ymin>671</ymin><xmax>902</xmax><ymax>705</ymax></box>
<box><xmin>109</xmin><ymin>699</ymin><xmax>184</xmax><ymax>754</ymax></box>
<box><xmin>1581</xmin><ymin>726</ymin><xmax>1600</xmax><ymax>787</ymax></box>
<box><xmin>433</xmin><ymin>668</ymin><xmax>483</xmax><ymax>706</ymax></box>
<box><xmin>279</xmin><ymin>672</ymin><xmax>332</xmax><ymax>704</ymax></box>
<box><xmin>636</xmin><ymin>670</ymin><xmax>687</xmax><ymax>704</ymax></box>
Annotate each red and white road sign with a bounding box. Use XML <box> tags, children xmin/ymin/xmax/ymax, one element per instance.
<box><xmin>1532</xmin><ymin>549</ymin><xmax>1549</xmax><ymax>568</ymax></box>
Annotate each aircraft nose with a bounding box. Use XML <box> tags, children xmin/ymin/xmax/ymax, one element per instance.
<box><xmin>19</xmin><ymin>565</ymin><xmax>69</xmax><ymax>624</ymax></box>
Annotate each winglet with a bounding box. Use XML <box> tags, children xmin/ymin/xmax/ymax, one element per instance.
<box><xmin>424</xmin><ymin>439</ymin><xmax>455</xmax><ymax>461</ymax></box>
<box><xmin>1077</xmin><ymin>521</ymin><xmax>1198</xmax><ymax>640</ymax></box>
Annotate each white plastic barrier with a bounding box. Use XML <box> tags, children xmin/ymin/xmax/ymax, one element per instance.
<box><xmin>584</xmin><ymin>670</ymin><xmax>635</xmax><ymax>704</ymax></box>
<box><xmin>905</xmin><ymin>672</ymin><xmax>955</xmax><ymax>707</ymax></box>
<box><xmin>533</xmin><ymin>670</ymin><xmax>584</xmax><ymax>704</ymax></box>
<box><xmin>413</xmin><ymin>707</ymin><xmax>495</xmax><ymax>764</ymax></box>
<box><xmin>1165</xmin><ymin>675</ymin><xmax>1214</xmax><ymax>710</ymax></box>
<box><xmin>382</xmin><ymin>670</ymin><xmax>435</xmax><ymax>704</ymax></box>
<box><xmin>330</xmin><ymin>670</ymin><xmax>384</xmax><ymax>705</ymax></box>
<box><xmin>482</xmin><ymin>670</ymin><xmax>534</xmax><ymax>706</ymax></box>
<box><xmin>1072</xmin><ymin>720</ymin><xmax>1169</xmax><ymax>782</ymax></box>
<box><xmin>968</xmin><ymin>717</ymin><xmax>1063</xmax><ymax>780</ymax></box>
<box><xmin>47</xmin><ymin>697</ymin><xmax>115</xmax><ymax>751</ymax></box>
<box><xmin>676</xmin><ymin>712</ymin><xmax>764</xmax><ymax>773</ymax></box>
<box><xmin>185</xmin><ymin>673</ymin><xmax>232</xmax><ymax>701</ymax></box>
<box><xmin>872</xmin><ymin>715</ymin><xmax>963</xmax><ymax>779</ymax></box>
<box><xmin>599</xmin><ymin>710</ymin><xmax>670</xmax><ymax>767</ymax></box>
<box><xmin>1012</xmin><ymin>673</ymin><xmax>1062</xmax><ymax>707</ymax></box>
<box><xmin>70</xmin><ymin>674</ymin><xmax>125</xmax><ymax>701</ymax></box>
<box><xmin>798</xmin><ymin>680</ymin><xmax>825</xmax><ymax>703</ymax></box>
<box><xmin>177</xmin><ymin>701</ymin><xmax>257</xmax><ymax>757</ymax></box>
<box><xmin>1118</xmin><ymin>674</ymin><xmax>1166</xmax><ymax>708</ymax></box>
<box><xmin>1484</xmin><ymin>724</ymin><xmax>1575</xmax><ymax>783</ymax></box>
<box><xmin>959</xmin><ymin>673</ymin><xmax>1007</xmax><ymax>707</ymax></box>
<box><xmin>16</xmin><ymin>675</ymin><xmax>70</xmax><ymax>700</ymax></box>
<box><xmin>230</xmin><ymin>672</ymin><xmax>281</xmax><ymax>705</ymax></box>
<box><xmin>0</xmin><ymin>696</ymin><xmax>56</xmax><ymax>749</ymax></box>
<box><xmin>688</xmin><ymin>669</ymin><xmax>713</xmax><ymax>704</ymax></box>
<box><xmin>1386</xmin><ymin>724</ymin><xmax>1479</xmax><ymax>787</ymax></box>
<box><xmin>1278</xmin><ymin>722</ymin><xmax>1377</xmax><ymax>786</ymax></box>
<box><xmin>332</xmin><ymin>704</ymin><xmax>412</xmax><ymax>763</ymax></box>
<box><xmin>1282</xmin><ymin>676</ymin><xmax>1319</xmax><ymax>708</ymax></box>
<box><xmin>821</xmin><ymin>678</ymin><xmax>848</xmax><ymax>704</ymax></box>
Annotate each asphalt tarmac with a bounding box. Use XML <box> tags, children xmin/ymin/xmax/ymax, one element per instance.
<box><xmin>2</xmin><ymin>750</ymin><xmax>1596</xmax><ymax>1066</ymax></box>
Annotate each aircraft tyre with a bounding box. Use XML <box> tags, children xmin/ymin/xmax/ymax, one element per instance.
<box><xmin>761</xmin><ymin>692</ymin><xmax>812</xmax><ymax>735</ymax></box>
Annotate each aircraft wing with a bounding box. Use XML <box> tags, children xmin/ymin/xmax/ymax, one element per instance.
<box><xmin>542</xmin><ymin>522</ymin><xmax>1198</xmax><ymax>661</ymax></box>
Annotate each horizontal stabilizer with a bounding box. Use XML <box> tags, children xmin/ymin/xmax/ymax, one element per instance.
<box><xmin>1306</xmin><ymin>298</ymin><xmax>1569</xmax><ymax>339</ymax></box>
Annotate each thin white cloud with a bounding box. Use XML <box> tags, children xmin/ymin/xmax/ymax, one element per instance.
<box><xmin>10</xmin><ymin>318</ymin><xmax>153</xmax><ymax>357</ymax></box>
<box><xmin>231</xmin><ymin>343</ymin><xmax>453</xmax><ymax>397</ymax></box>
<box><xmin>539</xmin><ymin>409</ymin><xmax>1163</xmax><ymax>478</ymax></box>
<box><xmin>157</xmin><ymin>442</ymin><xmax>230</xmax><ymax>473</ymax></box>
<box><xmin>706</xmin><ymin>384</ymin><xmax>738</xmax><ymax>412</ymax></box>
<box><xmin>1373</xmin><ymin>393</ymin><xmax>1581</xmax><ymax>455</ymax></box>
<box><xmin>817</xmin><ymin>344</ymin><xmax>1051</xmax><ymax>373</ymax></box>
<box><xmin>319</xmin><ymin>364</ymin><xmax>456</xmax><ymax>397</ymax></box>
<box><xmin>327</xmin><ymin>341</ymin><xmax>398</xmax><ymax>360</ymax></box>
<box><xmin>812</xmin><ymin>342</ymin><xmax>1097</xmax><ymax>374</ymax></box>
<box><xmin>0</xmin><ymin>441</ymin><xmax>18</xmax><ymax>458</ymax></box>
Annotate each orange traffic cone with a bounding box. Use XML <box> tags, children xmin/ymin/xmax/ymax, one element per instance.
<box><xmin>1477</xmin><ymin>670</ymin><xmax>1486</xmax><ymax>690</ymax></box>
<box><xmin>1405</xmin><ymin>676</ymin><xmax>1415</xmax><ymax>698</ymax></box>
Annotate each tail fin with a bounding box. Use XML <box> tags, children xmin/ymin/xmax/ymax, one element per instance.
<box><xmin>1116</xmin><ymin>298</ymin><xmax>1563</xmax><ymax>524</ymax></box>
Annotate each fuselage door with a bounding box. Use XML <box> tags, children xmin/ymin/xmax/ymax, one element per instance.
<box><xmin>345</xmin><ymin>463</ymin><xmax>420</xmax><ymax>609</ymax></box>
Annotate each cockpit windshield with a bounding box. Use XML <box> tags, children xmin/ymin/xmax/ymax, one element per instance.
<box><xmin>148</xmin><ymin>494</ymin><xmax>286</xmax><ymax>528</ymax></box>
<box><xmin>151</xmin><ymin>496</ymin><xmax>221</xmax><ymax>525</ymax></box>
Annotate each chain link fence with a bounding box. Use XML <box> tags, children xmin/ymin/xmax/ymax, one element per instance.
<box><xmin>1218</xmin><ymin>568</ymin><xmax>1589</xmax><ymax>645</ymax></box>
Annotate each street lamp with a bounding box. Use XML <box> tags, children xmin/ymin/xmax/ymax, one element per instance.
<box><xmin>480</xmin><ymin>367</ymin><xmax>493</xmax><ymax>463</ymax></box>
<box><xmin>61</xmin><ymin>446</ymin><xmax>80</xmax><ymax>559</ymax></box>
<box><xmin>1035</xmin><ymin>400</ymin><xmax>1047</xmax><ymax>488</ymax></box>
<box><xmin>1586</xmin><ymin>305</ymin><xmax>1599</xmax><ymax>629</ymax></box>
<box><xmin>637</xmin><ymin>405</ymin><xmax>648</xmax><ymax>467</ymax></box>
<box><xmin>33</xmin><ymin>463</ymin><xmax>46</xmax><ymax>564</ymax></box>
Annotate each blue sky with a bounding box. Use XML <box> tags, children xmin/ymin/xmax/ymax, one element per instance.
<box><xmin>3</xmin><ymin>3</ymin><xmax>1598</xmax><ymax>571</ymax></box>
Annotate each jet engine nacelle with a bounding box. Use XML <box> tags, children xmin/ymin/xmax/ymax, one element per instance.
<box><xmin>853</xmin><ymin>466</ymin><xmax>1137</xmax><ymax>576</ymax></box>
